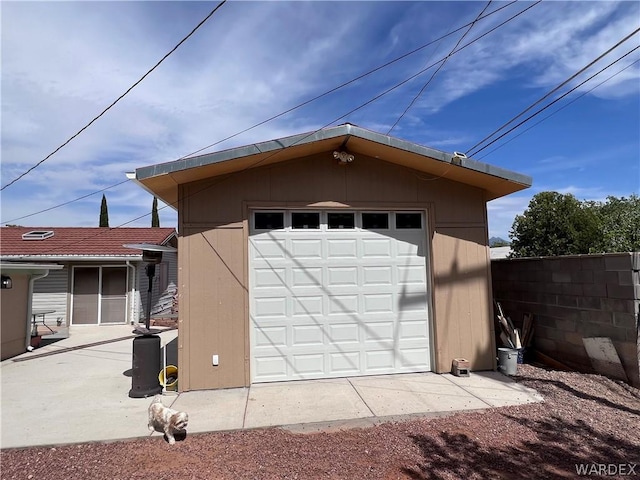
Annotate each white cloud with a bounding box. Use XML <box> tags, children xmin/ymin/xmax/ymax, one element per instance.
<box><xmin>487</xmin><ymin>193</ymin><xmax>534</xmax><ymax>239</ymax></box>
<box><xmin>394</xmin><ymin>1</ymin><xmax>639</xmax><ymax>115</ymax></box>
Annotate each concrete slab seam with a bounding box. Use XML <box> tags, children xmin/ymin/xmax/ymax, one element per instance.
<box><xmin>168</xmin><ymin>393</ymin><xmax>180</xmax><ymax>409</ymax></box>
<box><xmin>10</xmin><ymin>335</ymin><xmax>135</xmax><ymax>362</ymax></box>
<box><xmin>347</xmin><ymin>377</ymin><xmax>376</xmax><ymax>417</ymax></box>
<box><xmin>242</xmin><ymin>386</ymin><xmax>251</xmax><ymax>429</ymax></box>
<box><xmin>442</xmin><ymin>376</ymin><xmax>493</xmax><ymax>408</ymax></box>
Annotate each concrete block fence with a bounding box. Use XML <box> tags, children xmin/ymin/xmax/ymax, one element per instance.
<box><xmin>491</xmin><ymin>252</ymin><xmax>640</xmax><ymax>387</ymax></box>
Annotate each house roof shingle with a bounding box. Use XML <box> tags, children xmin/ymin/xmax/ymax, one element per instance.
<box><xmin>0</xmin><ymin>227</ymin><xmax>176</xmax><ymax>258</ymax></box>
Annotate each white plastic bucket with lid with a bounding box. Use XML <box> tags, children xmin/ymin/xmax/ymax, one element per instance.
<box><xmin>497</xmin><ymin>348</ymin><xmax>518</xmax><ymax>376</ymax></box>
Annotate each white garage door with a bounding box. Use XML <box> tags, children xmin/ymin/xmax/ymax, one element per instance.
<box><xmin>249</xmin><ymin>210</ymin><xmax>431</xmax><ymax>383</ymax></box>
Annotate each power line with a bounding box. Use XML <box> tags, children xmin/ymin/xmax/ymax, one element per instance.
<box><xmin>2</xmin><ymin>180</ymin><xmax>130</xmax><ymax>225</ymax></box>
<box><xmin>55</xmin><ymin>0</ymin><xmax>542</xmax><ymax>248</ymax></box>
<box><xmin>466</xmin><ymin>26</ymin><xmax>640</xmax><ymax>157</ymax></box>
<box><xmin>2</xmin><ymin>0</ymin><xmax>521</xmax><ymax>224</ymax></box>
<box><xmin>144</xmin><ymin>0</ymin><xmax>538</xmax><ymax>219</ymax></box>
<box><xmin>387</xmin><ymin>0</ymin><xmax>493</xmax><ymax>135</ymax></box>
<box><xmin>176</xmin><ymin>0</ymin><xmax>519</xmax><ymax>160</ymax></box>
<box><xmin>476</xmin><ymin>56</ymin><xmax>640</xmax><ymax>160</ymax></box>
<box><xmin>469</xmin><ymin>45</ymin><xmax>640</xmax><ymax>158</ymax></box>
<box><xmin>0</xmin><ymin>0</ymin><xmax>227</xmax><ymax>192</ymax></box>
<box><xmin>333</xmin><ymin>1</ymin><xmax>540</xmax><ymax>129</ymax></box>
<box><xmin>80</xmin><ymin>0</ymin><xmax>543</xmax><ymax>223</ymax></box>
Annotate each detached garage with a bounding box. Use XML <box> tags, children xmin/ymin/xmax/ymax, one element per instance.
<box><xmin>131</xmin><ymin>124</ymin><xmax>531</xmax><ymax>391</ymax></box>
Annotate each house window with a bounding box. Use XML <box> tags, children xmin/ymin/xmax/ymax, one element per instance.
<box><xmin>362</xmin><ymin>213</ymin><xmax>389</xmax><ymax>229</ymax></box>
<box><xmin>328</xmin><ymin>212</ymin><xmax>355</xmax><ymax>229</ymax></box>
<box><xmin>396</xmin><ymin>213</ymin><xmax>422</xmax><ymax>229</ymax></box>
<box><xmin>292</xmin><ymin>212</ymin><xmax>320</xmax><ymax>229</ymax></box>
<box><xmin>254</xmin><ymin>212</ymin><xmax>284</xmax><ymax>230</ymax></box>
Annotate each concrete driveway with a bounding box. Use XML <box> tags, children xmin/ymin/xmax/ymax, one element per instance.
<box><xmin>0</xmin><ymin>326</ymin><xmax>542</xmax><ymax>449</ymax></box>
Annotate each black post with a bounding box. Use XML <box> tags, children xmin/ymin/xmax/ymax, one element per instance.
<box><xmin>128</xmin><ymin>262</ymin><xmax>162</xmax><ymax>398</ymax></box>
<box><xmin>145</xmin><ymin>264</ymin><xmax>155</xmax><ymax>330</ymax></box>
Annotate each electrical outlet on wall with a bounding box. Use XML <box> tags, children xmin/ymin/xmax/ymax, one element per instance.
<box><xmin>212</xmin><ymin>354</ymin><xmax>219</xmax><ymax>366</ymax></box>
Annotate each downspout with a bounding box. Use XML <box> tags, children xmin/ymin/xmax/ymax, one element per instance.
<box><xmin>126</xmin><ymin>261</ymin><xmax>134</xmax><ymax>325</ymax></box>
<box><xmin>128</xmin><ymin>260</ymin><xmax>141</xmax><ymax>325</ymax></box>
<box><xmin>25</xmin><ymin>271</ymin><xmax>50</xmax><ymax>351</ymax></box>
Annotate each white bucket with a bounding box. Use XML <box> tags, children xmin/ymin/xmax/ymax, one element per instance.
<box><xmin>498</xmin><ymin>348</ymin><xmax>518</xmax><ymax>376</ymax></box>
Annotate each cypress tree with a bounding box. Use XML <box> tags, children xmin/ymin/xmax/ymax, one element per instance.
<box><xmin>151</xmin><ymin>196</ymin><xmax>160</xmax><ymax>227</ymax></box>
<box><xmin>99</xmin><ymin>194</ymin><xmax>109</xmax><ymax>227</ymax></box>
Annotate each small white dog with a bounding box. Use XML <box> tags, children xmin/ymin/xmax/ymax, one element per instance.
<box><xmin>148</xmin><ymin>395</ymin><xmax>189</xmax><ymax>445</ymax></box>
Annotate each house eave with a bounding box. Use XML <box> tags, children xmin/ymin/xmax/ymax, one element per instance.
<box><xmin>1</xmin><ymin>255</ymin><xmax>145</xmax><ymax>263</ymax></box>
<box><xmin>0</xmin><ymin>262</ymin><xmax>64</xmax><ymax>275</ymax></box>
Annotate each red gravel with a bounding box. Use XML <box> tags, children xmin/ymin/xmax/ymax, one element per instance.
<box><xmin>2</xmin><ymin>364</ymin><xmax>639</xmax><ymax>479</ymax></box>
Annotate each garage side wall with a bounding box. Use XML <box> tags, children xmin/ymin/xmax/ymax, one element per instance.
<box><xmin>178</xmin><ymin>152</ymin><xmax>492</xmax><ymax>390</ymax></box>
<box><xmin>432</xmin><ymin>228</ymin><xmax>495</xmax><ymax>371</ymax></box>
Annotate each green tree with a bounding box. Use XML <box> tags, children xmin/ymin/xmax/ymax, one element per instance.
<box><xmin>509</xmin><ymin>192</ymin><xmax>600</xmax><ymax>257</ymax></box>
<box><xmin>595</xmin><ymin>194</ymin><xmax>640</xmax><ymax>252</ymax></box>
<box><xmin>99</xmin><ymin>194</ymin><xmax>109</xmax><ymax>228</ymax></box>
<box><xmin>151</xmin><ymin>196</ymin><xmax>160</xmax><ymax>228</ymax></box>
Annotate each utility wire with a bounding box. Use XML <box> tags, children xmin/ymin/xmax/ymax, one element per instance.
<box><xmin>329</xmin><ymin>1</ymin><xmax>540</xmax><ymax>132</ymax></box>
<box><xmin>0</xmin><ymin>0</ymin><xmax>227</xmax><ymax>191</ymax></box>
<box><xmin>3</xmin><ymin>0</ymin><xmax>521</xmax><ymax>225</ymax></box>
<box><xmin>469</xmin><ymin>45</ymin><xmax>640</xmax><ymax>158</ymax></box>
<box><xmin>99</xmin><ymin>0</ymin><xmax>542</xmax><ymax>224</ymax></box>
<box><xmin>387</xmin><ymin>0</ymin><xmax>492</xmax><ymax>135</ymax></box>
<box><xmin>466</xmin><ymin>26</ymin><xmax>640</xmax><ymax>157</ymax></box>
<box><xmin>476</xmin><ymin>56</ymin><xmax>640</xmax><ymax>160</ymax></box>
<box><xmin>2</xmin><ymin>180</ymin><xmax>130</xmax><ymax>225</ymax></box>
<box><xmin>177</xmin><ymin>0</ymin><xmax>518</xmax><ymax>160</ymax></box>
<box><xmin>144</xmin><ymin>0</ymin><xmax>539</xmax><ymax>218</ymax></box>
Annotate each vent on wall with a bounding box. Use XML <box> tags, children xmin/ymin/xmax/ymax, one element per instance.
<box><xmin>22</xmin><ymin>230</ymin><xmax>54</xmax><ymax>240</ymax></box>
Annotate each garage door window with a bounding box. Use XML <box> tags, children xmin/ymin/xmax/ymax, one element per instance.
<box><xmin>254</xmin><ymin>212</ymin><xmax>284</xmax><ymax>230</ymax></box>
<box><xmin>396</xmin><ymin>213</ymin><xmax>422</xmax><ymax>229</ymax></box>
<box><xmin>362</xmin><ymin>212</ymin><xmax>389</xmax><ymax>229</ymax></box>
<box><xmin>292</xmin><ymin>212</ymin><xmax>320</xmax><ymax>229</ymax></box>
<box><xmin>328</xmin><ymin>212</ymin><xmax>355</xmax><ymax>229</ymax></box>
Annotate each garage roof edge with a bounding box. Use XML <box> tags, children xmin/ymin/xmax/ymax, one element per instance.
<box><xmin>135</xmin><ymin>124</ymin><xmax>531</xmax><ymax>187</ymax></box>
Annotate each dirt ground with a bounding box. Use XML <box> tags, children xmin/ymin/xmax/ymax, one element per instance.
<box><xmin>2</xmin><ymin>364</ymin><xmax>639</xmax><ymax>480</ymax></box>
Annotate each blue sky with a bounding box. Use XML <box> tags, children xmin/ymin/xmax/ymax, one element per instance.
<box><xmin>2</xmin><ymin>1</ymin><xmax>639</xmax><ymax>240</ymax></box>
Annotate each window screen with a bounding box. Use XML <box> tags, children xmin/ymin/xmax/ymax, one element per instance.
<box><xmin>328</xmin><ymin>212</ymin><xmax>355</xmax><ymax>229</ymax></box>
<box><xmin>362</xmin><ymin>213</ymin><xmax>389</xmax><ymax>229</ymax></box>
<box><xmin>292</xmin><ymin>212</ymin><xmax>320</xmax><ymax>229</ymax></box>
<box><xmin>396</xmin><ymin>213</ymin><xmax>422</xmax><ymax>229</ymax></box>
<box><xmin>254</xmin><ymin>212</ymin><xmax>284</xmax><ymax>230</ymax></box>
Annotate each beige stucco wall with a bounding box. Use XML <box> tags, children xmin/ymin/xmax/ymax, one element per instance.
<box><xmin>1</xmin><ymin>274</ymin><xmax>30</xmax><ymax>360</ymax></box>
<box><xmin>177</xmin><ymin>152</ymin><xmax>495</xmax><ymax>390</ymax></box>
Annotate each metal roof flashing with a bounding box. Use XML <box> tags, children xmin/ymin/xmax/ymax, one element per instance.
<box><xmin>133</xmin><ymin>124</ymin><xmax>532</xmax><ymax>201</ymax></box>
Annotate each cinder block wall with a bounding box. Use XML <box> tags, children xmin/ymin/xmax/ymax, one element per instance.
<box><xmin>491</xmin><ymin>252</ymin><xmax>640</xmax><ymax>387</ymax></box>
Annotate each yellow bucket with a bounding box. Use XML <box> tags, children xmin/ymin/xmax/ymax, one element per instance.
<box><xmin>159</xmin><ymin>365</ymin><xmax>178</xmax><ymax>391</ymax></box>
